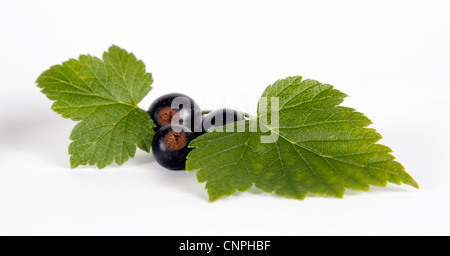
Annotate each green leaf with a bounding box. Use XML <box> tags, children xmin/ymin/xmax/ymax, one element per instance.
<box><xmin>37</xmin><ymin>45</ymin><xmax>155</xmax><ymax>169</ymax></box>
<box><xmin>186</xmin><ymin>76</ymin><xmax>418</xmax><ymax>201</ymax></box>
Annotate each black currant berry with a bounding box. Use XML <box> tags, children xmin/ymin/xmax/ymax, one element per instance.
<box><xmin>203</xmin><ymin>108</ymin><xmax>245</xmax><ymax>131</ymax></box>
<box><xmin>148</xmin><ymin>93</ymin><xmax>203</xmax><ymax>133</ymax></box>
<box><xmin>151</xmin><ymin>124</ymin><xmax>196</xmax><ymax>170</ymax></box>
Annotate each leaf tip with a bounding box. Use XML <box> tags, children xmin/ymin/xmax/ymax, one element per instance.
<box><xmin>70</xmin><ymin>161</ymin><xmax>79</xmax><ymax>169</ymax></box>
<box><xmin>108</xmin><ymin>44</ymin><xmax>123</xmax><ymax>53</ymax></box>
<box><xmin>411</xmin><ymin>180</ymin><xmax>420</xmax><ymax>189</ymax></box>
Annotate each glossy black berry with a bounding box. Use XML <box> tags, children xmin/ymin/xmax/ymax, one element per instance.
<box><xmin>148</xmin><ymin>93</ymin><xmax>203</xmax><ymax>133</ymax></box>
<box><xmin>151</xmin><ymin>124</ymin><xmax>196</xmax><ymax>170</ymax></box>
<box><xmin>203</xmin><ymin>108</ymin><xmax>245</xmax><ymax>131</ymax></box>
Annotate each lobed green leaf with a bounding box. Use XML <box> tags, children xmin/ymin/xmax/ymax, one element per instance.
<box><xmin>187</xmin><ymin>76</ymin><xmax>418</xmax><ymax>201</ymax></box>
<box><xmin>37</xmin><ymin>46</ymin><xmax>155</xmax><ymax>168</ymax></box>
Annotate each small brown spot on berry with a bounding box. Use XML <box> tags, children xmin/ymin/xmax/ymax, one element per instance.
<box><xmin>158</xmin><ymin>106</ymin><xmax>179</xmax><ymax>126</ymax></box>
<box><xmin>164</xmin><ymin>130</ymin><xmax>188</xmax><ymax>151</ymax></box>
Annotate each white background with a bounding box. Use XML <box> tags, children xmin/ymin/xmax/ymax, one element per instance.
<box><xmin>0</xmin><ymin>0</ymin><xmax>449</xmax><ymax>236</ymax></box>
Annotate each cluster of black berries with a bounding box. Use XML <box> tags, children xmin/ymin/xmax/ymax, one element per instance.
<box><xmin>148</xmin><ymin>93</ymin><xmax>245</xmax><ymax>170</ymax></box>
